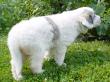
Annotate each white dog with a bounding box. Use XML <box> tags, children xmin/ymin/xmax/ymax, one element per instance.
<box><xmin>7</xmin><ymin>7</ymin><xmax>101</xmax><ymax>80</ymax></box>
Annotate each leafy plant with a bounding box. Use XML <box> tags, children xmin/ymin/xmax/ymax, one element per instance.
<box><xmin>0</xmin><ymin>0</ymin><xmax>52</xmax><ymax>33</ymax></box>
<box><xmin>0</xmin><ymin>0</ymin><xmax>110</xmax><ymax>36</ymax></box>
<box><xmin>98</xmin><ymin>8</ymin><xmax>110</xmax><ymax>36</ymax></box>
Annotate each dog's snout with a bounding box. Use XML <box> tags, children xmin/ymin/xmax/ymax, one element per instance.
<box><xmin>93</xmin><ymin>15</ymin><xmax>101</xmax><ymax>27</ymax></box>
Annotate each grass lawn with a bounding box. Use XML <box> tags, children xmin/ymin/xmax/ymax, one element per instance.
<box><xmin>0</xmin><ymin>36</ymin><xmax>110</xmax><ymax>82</ymax></box>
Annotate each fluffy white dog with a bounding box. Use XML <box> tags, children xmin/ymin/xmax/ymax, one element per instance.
<box><xmin>7</xmin><ymin>7</ymin><xmax>101</xmax><ymax>80</ymax></box>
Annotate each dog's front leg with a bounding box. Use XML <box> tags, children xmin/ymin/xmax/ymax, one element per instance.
<box><xmin>54</xmin><ymin>45</ymin><xmax>67</xmax><ymax>66</ymax></box>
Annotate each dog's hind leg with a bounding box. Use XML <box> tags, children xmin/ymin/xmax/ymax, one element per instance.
<box><xmin>8</xmin><ymin>44</ymin><xmax>23</xmax><ymax>80</ymax></box>
<box><xmin>30</xmin><ymin>48</ymin><xmax>45</xmax><ymax>74</ymax></box>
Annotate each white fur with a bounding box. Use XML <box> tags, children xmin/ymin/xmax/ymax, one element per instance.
<box><xmin>7</xmin><ymin>7</ymin><xmax>101</xmax><ymax>80</ymax></box>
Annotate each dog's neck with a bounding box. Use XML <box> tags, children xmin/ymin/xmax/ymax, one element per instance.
<box><xmin>78</xmin><ymin>22</ymin><xmax>89</xmax><ymax>34</ymax></box>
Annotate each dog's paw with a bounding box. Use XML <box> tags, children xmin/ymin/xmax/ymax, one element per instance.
<box><xmin>37</xmin><ymin>69</ymin><xmax>45</xmax><ymax>74</ymax></box>
<box><xmin>13</xmin><ymin>74</ymin><xmax>23</xmax><ymax>81</ymax></box>
<box><xmin>32</xmin><ymin>69</ymin><xmax>45</xmax><ymax>74</ymax></box>
<box><xmin>57</xmin><ymin>62</ymin><xmax>67</xmax><ymax>67</ymax></box>
<box><xmin>62</xmin><ymin>63</ymin><xmax>67</xmax><ymax>67</ymax></box>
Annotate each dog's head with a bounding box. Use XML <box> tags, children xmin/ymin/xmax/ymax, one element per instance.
<box><xmin>77</xmin><ymin>7</ymin><xmax>101</xmax><ymax>29</ymax></box>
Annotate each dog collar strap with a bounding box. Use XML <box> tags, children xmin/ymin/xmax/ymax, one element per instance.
<box><xmin>45</xmin><ymin>17</ymin><xmax>60</xmax><ymax>41</ymax></box>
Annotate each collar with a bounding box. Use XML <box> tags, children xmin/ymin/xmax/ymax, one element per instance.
<box><xmin>45</xmin><ymin>17</ymin><xmax>60</xmax><ymax>41</ymax></box>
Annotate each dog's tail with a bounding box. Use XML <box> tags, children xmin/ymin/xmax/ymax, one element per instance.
<box><xmin>7</xmin><ymin>35</ymin><xmax>23</xmax><ymax>80</ymax></box>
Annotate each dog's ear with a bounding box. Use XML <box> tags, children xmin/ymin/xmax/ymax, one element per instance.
<box><xmin>81</xmin><ymin>14</ymin><xmax>94</xmax><ymax>28</ymax></box>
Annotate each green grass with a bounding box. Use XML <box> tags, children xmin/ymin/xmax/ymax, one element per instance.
<box><xmin>0</xmin><ymin>36</ymin><xmax>110</xmax><ymax>82</ymax></box>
